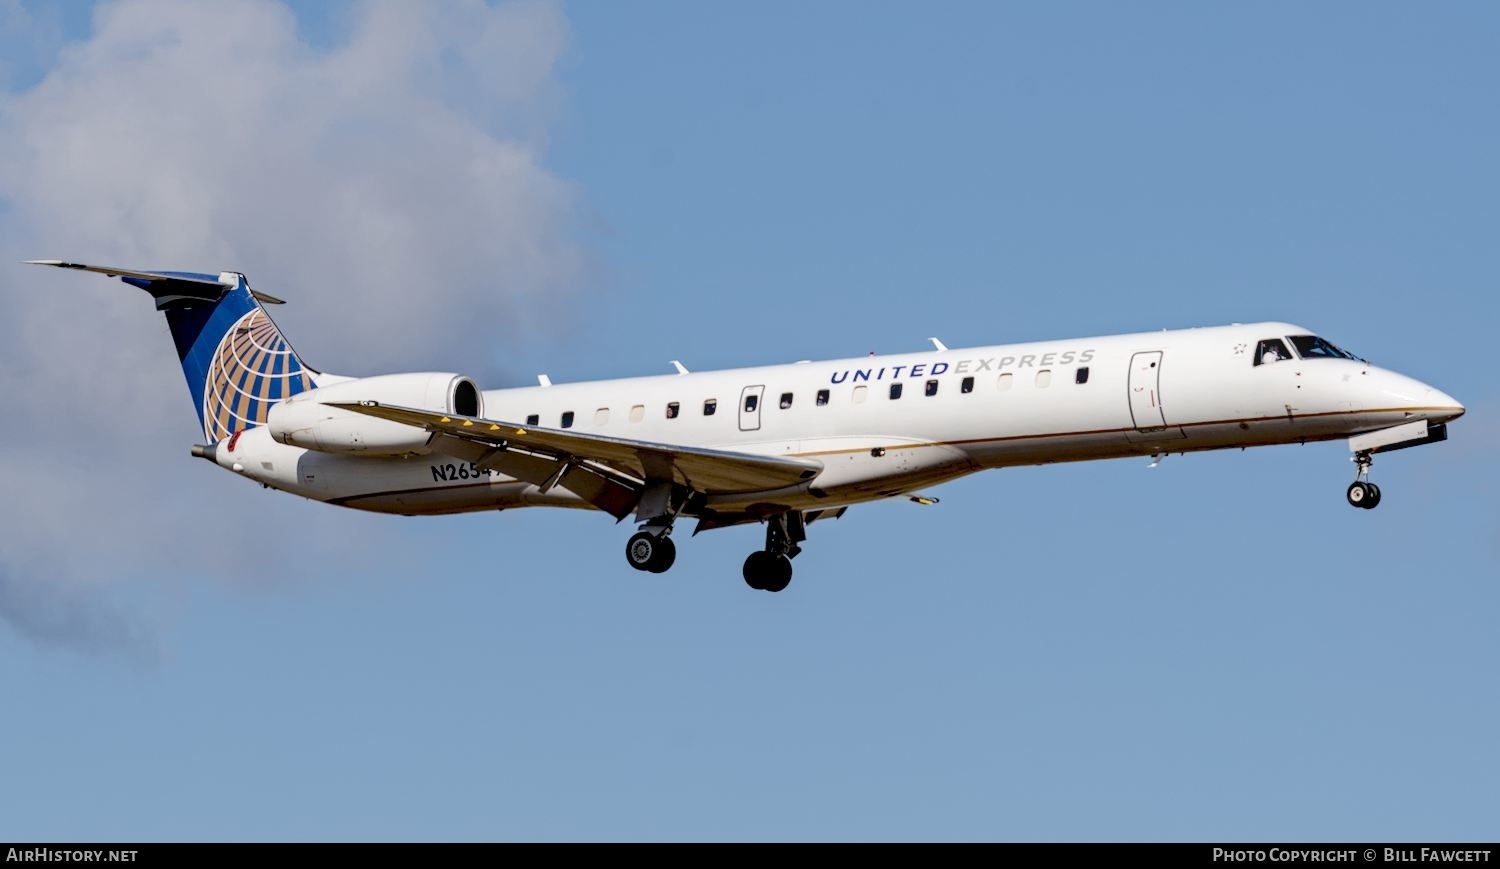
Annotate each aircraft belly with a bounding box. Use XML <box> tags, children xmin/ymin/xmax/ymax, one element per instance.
<box><xmin>336</xmin><ymin>480</ymin><xmax>590</xmax><ymax>516</ymax></box>
<box><xmin>974</xmin><ymin>428</ymin><xmax>1138</xmax><ymax>467</ymax></box>
<box><xmin>217</xmin><ymin>432</ymin><xmax>587</xmax><ymax>516</ymax></box>
<box><xmin>338</xmin><ymin>480</ymin><xmax>533</xmax><ymax>515</ymax></box>
<box><xmin>706</xmin><ymin>440</ymin><xmax>975</xmax><ymax>512</ymax></box>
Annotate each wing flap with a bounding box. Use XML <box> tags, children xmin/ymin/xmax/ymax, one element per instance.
<box><xmin>332</xmin><ymin>402</ymin><xmax>823</xmax><ymax>495</ymax></box>
<box><xmin>429</xmin><ymin>433</ymin><xmax>639</xmax><ymax>520</ymax></box>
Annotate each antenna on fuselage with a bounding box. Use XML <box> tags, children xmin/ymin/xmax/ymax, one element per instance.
<box><xmin>929</xmin><ymin>337</ymin><xmax>948</xmax><ymax>352</ymax></box>
<box><xmin>670</xmin><ymin>360</ymin><xmax>689</xmax><ymax>375</ymax></box>
<box><xmin>537</xmin><ymin>374</ymin><xmax>552</xmax><ymax>387</ymax></box>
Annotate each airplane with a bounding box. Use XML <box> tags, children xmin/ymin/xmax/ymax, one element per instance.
<box><xmin>27</xmin><ymin>260</ymin><xmax>1465</xmax><ymax>593</ymax></box>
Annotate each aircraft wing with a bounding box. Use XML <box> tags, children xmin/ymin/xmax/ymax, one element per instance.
<box><xmin>330</xmin><ymin>401</ymin><xmax>823</xmax><ymax>495</ymax></box>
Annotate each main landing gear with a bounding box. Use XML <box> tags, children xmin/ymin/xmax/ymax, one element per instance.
<box><xmin>742</xmin><ymin>512</ymin><xmax>805</xmax><ymax>593</ymax></box>
<box><xmin>624</xmin><ymin>529</ymin><xmax>676</xmax><ymax>573</ymax></box>
<box><xmin>623</xmin><ymin>508</ymin><xmax>812</xmax><ymax>593</ymax></box>
<box><xmin>624</xmin><ymin>482</ymin><xmax>685</xmax><ymax>574</ymax></box>
<box><xmin>1346</xmin><ymin>450</ymin><xmax>1382</xmax><ymax>510</ymax></box>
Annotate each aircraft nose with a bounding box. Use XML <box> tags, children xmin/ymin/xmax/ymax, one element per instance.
<box><xmin>1368</xmin><ymin>368</ymin><xmax>1464</xmax><ymax>423</ymax></box>
<box><xmin>1401</xmin><ymin>376</ymin><xmax>1465</xmax><ymax>423</ymax></box>
<box><xmin>1426</xmin><ymin>386</ymin><xmax>1465</xmax><ymax>422</ymax></box>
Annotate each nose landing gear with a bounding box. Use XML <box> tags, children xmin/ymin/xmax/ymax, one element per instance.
<box><xmin>1346</xmin><ymin>450</ymin><xmax>1382</xmax><ymax>509</ymax></box>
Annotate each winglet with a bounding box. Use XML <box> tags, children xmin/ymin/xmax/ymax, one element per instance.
<box><xmin>929</xmin><ymin>337</ymin><xmax>948</xmax><ymax>352</ymax></box>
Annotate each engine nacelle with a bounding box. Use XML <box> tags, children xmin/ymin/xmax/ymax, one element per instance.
<box><xmin>265</xmin><ymin>373</ymin><xmax>482</xmax><ymax>456</ymax></box>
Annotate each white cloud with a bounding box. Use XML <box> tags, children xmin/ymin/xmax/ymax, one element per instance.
<box><xmin>0</xmin><ymin>0</ymin><xmax>584</xmax><ymax>653</ymax></box>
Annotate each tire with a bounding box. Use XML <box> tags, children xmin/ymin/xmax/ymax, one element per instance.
<box><xmin>648</xmin><ymin>536</ymin><xmax>677</xmax><ymax>573</ymax></box>
<box><xmin>1365</xmin><ymin>483</ymin><xmax>1382</xmax><ymax>510</ymax></box>
<box><xmin>762</xmin><ymin>555</ymin><xmax>793</xmax><ymax>593</ymax></box>
<box><xmin>626</xmin><ymin>531</ymin><xmax>658</xmax><ymax>571</ymax></box>
<box><xmin>1346</xmin><ymin>482</ymin><xmax>1369</xmax><ymax>508</ymax></box>
<box><xmin>742</xmin><ymin>551</ymin><xmax>773</xmax><ymax>590</ymax></box>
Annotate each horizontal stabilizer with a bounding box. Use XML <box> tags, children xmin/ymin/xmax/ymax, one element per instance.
<box><xmin>25</xmin><ymin>260</ymin><xmax>285</xmax><ymax>306</ymax></box>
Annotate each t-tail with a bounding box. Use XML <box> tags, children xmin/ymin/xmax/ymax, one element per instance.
<box><xmin>25</xmin><ymin>260</ymin><xmax>319</xmax><ymax>442</ymax></box>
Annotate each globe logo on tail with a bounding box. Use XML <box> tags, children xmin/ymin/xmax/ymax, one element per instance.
<box><xmin>202</xmin><ymin>308</ymin><xmax>313</xmax><ymax>442</ymax></box>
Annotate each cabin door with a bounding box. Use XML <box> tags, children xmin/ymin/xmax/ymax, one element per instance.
<box><xmin>1127</xmin><ymin>351</ymin><xmax>1169</xmax><ymax>433</ymax></box>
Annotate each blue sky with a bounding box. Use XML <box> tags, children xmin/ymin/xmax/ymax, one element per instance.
<box><xmin>1</xmin><ymin>0</ymin><xmax>1496</xmax><ymax>842</ymax></box>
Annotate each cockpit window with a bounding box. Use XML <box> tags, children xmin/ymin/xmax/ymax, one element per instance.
<box><xmin>1289</xmin><ymin>335</ymin><xmax>1357</xmax><ymax>360</ymax></box>
<box><xmin>1255</xmin><ymin>339</ymin><xmax>1292</xmax><ymax>366</ymax></box>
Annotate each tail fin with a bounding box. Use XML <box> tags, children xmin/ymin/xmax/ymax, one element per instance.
<box><xmin>26</xmin><ymin>261</ymin><xmax>317</xmax><ymax>442</ymax></box>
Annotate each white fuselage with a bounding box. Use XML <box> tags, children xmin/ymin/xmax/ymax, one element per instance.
<box><xmin>211</xmin><ymin>321</ymin><xmax>1464</xmax><ymax>518</ymax></box>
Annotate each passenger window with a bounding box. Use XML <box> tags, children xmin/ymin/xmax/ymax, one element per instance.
<box><xmin>629</xmin><ymin>405</ymin><xmax>644</xmax><ymax>423</ymax></box>
<box><xmin>997</xmin><ymin>373</ymin><xmax>1013</xmax><ymax>391</ymax></box>
<box><xmin>1256</xmin><ymin>338</ymin><xmax>1292</xmax><ymax>366</ymax></box>
<box><xmin>1075</xmin><ymin>366</ymin><xmax>1089</xmax><ymax>385</ymax></box>
<box><xmin>852</xmin><ymin>385</ymin><xmax>868</xmax><ymax>404</ymax></box>
<box><xmin>816</xmin><ymin>389</ymin><xmax>830</xmax><ymax>406</ymax></box>
<box><xmin>561</xmin><ymin>411</ymin><xmax>574</xmax><ymax>429</ymax></box>
<box><xmin>780</xmin><ymin>392</ymin><xmax>793</xmax><ymax>409</ymax></box>
<box><xmin>961</xmin><ymin>376</ymin><xmax>974</xmax><ymax>394</ymax></box>
<box><xmin>925</xmin><ymin>379</ymin><xmax>939</xmax><ymax>397</ymax></box>
<box><xmin>525</xmin><ymin>413</ymin><xmax>539</xmax><ymax>426</ymax></box>
<box><xmin>1036</xmin><ymin>369</ymin><xmax>1052</xmax><ymax>388</ymax></box>
<box><xmin>594</xmin><ymin>408</ymin><xmax>610</xmax><ymax>425</ymax></box>
<box><xmin>744</xmin><ymin>394</ymin><xmax>759</xmax><ymax>413</ymax></box>
<box><xmin>666</xmin><ymin>402</ymin><xmax>680</xmax><ymax>419</ymax></box>
<box><xmin>703</xmin><ymin>399</ymin><xmax>717</xmax><ymax>416</ymax></box>
<box><xmin>889</xmin><ymin>383</ymin><xmax>903</xmax><ymax>400</ymax></box>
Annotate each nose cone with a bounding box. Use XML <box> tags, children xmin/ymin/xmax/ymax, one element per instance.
<box><xmin>1427</xmin><ymin>387</ymin><xmax>1465</xmax><ymax>423</ymax></box>
<box><xmin>1375</xmin><ymin>368</ymin><xmax>1464</xmax><ymax>423</ymax></box>
<box><xmin>1368</xmin><ymin>366</ymin><xmax>1470</xmax><ymax>423</ymax></box>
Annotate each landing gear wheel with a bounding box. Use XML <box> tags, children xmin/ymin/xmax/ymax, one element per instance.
<box><xmin>763</xmin><ymin>556</ymin><xmax>792</xmax><ymax>593</ymax></box>
<box><xmin>742</xmin><ymin>551</ymin><xmax>771</xmax><ymax>590</ymax></box>
<box><xmin>1347</xmin><ymin>451</ymin><xmax>1381</xmax><ymax>510</ymax></box>
<box><xmin>647</xmin><ymin>536</ymin><xmax>676</xmax><ymax>573</ymax></box>
<box><xmin>626</xmin><ymin>531</ymin><xmax>676</xmax><ymax>572</ymax></box>
<box><xmin>743</xmin><ymin>551</ymin><xmax>792</xmax><ymax>592</ymax></box>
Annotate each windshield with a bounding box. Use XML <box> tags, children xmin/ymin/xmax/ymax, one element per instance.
<box><xmin>1288</xmin><ymin>335</ymin><xmax>1358</xmax><ymax>360</ymax></box>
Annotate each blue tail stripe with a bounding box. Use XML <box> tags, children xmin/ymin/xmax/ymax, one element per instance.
<box><xmin>230</xmin><ymin>336</ymin><xmax>261</xmax><ymax>430</ymax></box>
<box><xmin>155</xmin><ymin>274</ymin><xmax>311</xmax><ymax>441</ymax></box>
<box><xmin>268</xmin><ymin>350</ymin><xmax>284</xmax><ymax>403</ymax></box>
